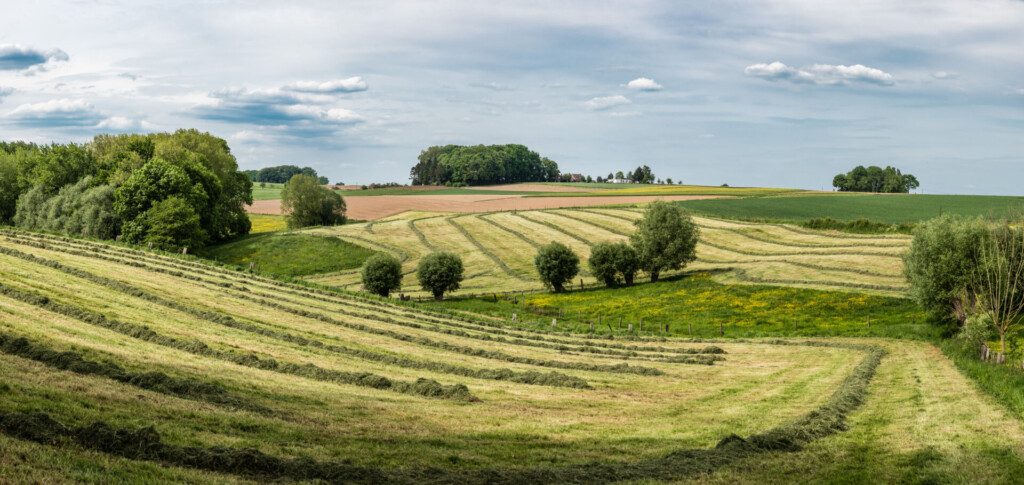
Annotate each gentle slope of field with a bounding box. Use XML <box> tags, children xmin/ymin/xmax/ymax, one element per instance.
<box><xmin>306</xmin><ymin>207</ymin><xmax>911</xmax><ymax>297</ymax></box>
<box><xmin>1</xmin><ymin>231</ymin><xmax>1022</xmax><ymax>482</ymax></box>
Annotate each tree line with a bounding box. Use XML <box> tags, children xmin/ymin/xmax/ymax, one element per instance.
<box><xmin>409</xmin><ymin>144</ymin><xmax>559</xmax><ymax>186</ymax></box>
<box><xmin>244</xmin><ymin>165</ymin><xmax>329</xmax><ymax>185</ymax></box>
<box><xmin>832</xmin><ymin>165</ymin><xmax>919</xmax><ymax>193</ymax></box>
<box><xmin>1</xmin><ymin>131</ymin><xmax>252</xmax><ymax>251</ymax></box>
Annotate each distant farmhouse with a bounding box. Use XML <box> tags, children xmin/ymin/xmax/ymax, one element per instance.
<box><xmin>609</xmin><ymin>177</ymin><xmax>631</xmax><ymax>184</ymax></box>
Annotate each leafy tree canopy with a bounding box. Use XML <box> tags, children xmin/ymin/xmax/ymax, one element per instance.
<box><xmin>535</xmin><ymin>242</ymin><xmax>580</xmax><ymax>292</ymax></box>
<box><xmin>630</xmin><ymin>201</ymin><xmax>700</xmax><ymax>282</ymax></box>
<box><xmin>361</xmin><ymin>254</ymin><xmax>403</xmax><ymax>297</ymax></box>
<box><xmin>281</xmin><ymin>174</ymin><xmax>347</xmax><ymax>229</ymax></box>
<box><xmin>832</xmin><ymin>165</ymin><xmax>919</xmax><ymax>193</ymax></box>
<box><xmin>1</xmin><ymin>129</ymin><xmax>253</xmax><ymax>250</ymax></box>
<box><xmin>417</xmin><ymin>252</ymin><xmax>464</xmax><ymax>300</ymax></box>
<box><xmin>409</xmin><ymin>144</ymin><xmax>559</xmax><ymax>186</ymax></box>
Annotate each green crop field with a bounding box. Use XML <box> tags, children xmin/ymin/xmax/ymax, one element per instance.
<box><xmin>198</xmin><ymin>232</ymin><xmax>380</xmax><ymax>277</ymax></box>
<box><xmin>1</xmin><ymin>230</ymin><xmax>1023</xmax><ymax>482</ymax></box>
<box><xmin>677</xmin><ymin>193</ymin><xmax>1024</xmax><ymax>224</ymax></box>
<box><xmin>306</xmin><ymin>207</ymin><xmax>912</xmax><ymax>297</ymax></box>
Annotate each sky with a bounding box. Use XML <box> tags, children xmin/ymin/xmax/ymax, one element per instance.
<box><xmin>0</xmin><ymin>0</ymin><xmax>1021</xmax><ymax>194</ymax></box>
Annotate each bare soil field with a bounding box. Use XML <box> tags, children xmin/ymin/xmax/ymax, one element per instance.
<box><xmin>248</xmin><ymin>194</ymin><xmax>724</xmax><ymax>220</ymax></box>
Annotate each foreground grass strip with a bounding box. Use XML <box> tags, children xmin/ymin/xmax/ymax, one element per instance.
<box><xmin>0</xmin><ymin>282</ymin><xmax>477</xmax><ymax>402</ymax></box>
<box><xmin>0</xmin><ymin>248</ymin><xmax>592</xmax><ymax>389</ymax></box>
<box><xmin>0</xmin><ymin>342</ymin><xmax>885</xmax><ymax>484</ymax></box>
<box><xmin>0</xmin><ymin>331</ymin><xmax>268</xmax><ymax>414</ymax></box>
<box><xmin>1</xmin><ymin>234</ymin><xmax>720</xmax><ymax>360</ymax></box>
<box><xmin>0</xmin><ymin>243</ymin><xmax>672</xmax><ymax>375</ymax></box>
<box><xmin>0</xmin><ymin>412</ymin><xmax>385</xmax><ymax>483</ymax></box>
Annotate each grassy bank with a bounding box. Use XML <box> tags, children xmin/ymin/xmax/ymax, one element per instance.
<box><xmin>199</xmin><ymin>232</ymin><xmax>379</xmax><ymax>277</ymax></box>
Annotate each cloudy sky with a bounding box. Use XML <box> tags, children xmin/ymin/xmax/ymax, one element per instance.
<box><xmin>1</xmin><ymin>1</ymin><xmax>1022</xmax><ymax>193</ymax></box>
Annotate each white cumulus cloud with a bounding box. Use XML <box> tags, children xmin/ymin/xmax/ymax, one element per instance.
<box><xmin>626</xmin><ymin>77</ymin><xmax>662</xmax><ymax>91</ymax></box>
<box><xmin>744</xmin><ymin>61</ymin><xmax>894</xmax><ymax>86</ymax></box>
<box><xmin>584</xmin><ymin>95</ymin><xmax>631</xmax><ymax>110</ymax></box>
<box><xmin>96</xmin><ymin>116</ymin><xmax>155</xmax><ymax>132</ymax></box>
<box><xmin>7</xmin><ymin>98</ymin><xmax>103</xmax><ymax>127</ymax></box>
<box><xmin>284</xmin><ymin>77</ymin><xmax>368</xmax><ymax>93</ymax></box>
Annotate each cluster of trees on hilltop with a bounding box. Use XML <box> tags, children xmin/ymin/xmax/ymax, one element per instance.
<box><xmin>0</xmin><ymin>130</ymin><xmax>252</xmax><ymax>250</ymax></box>
<box><xmin>832</xmin><ymin>165</ymin><xmax>919</xmax><ymax>193</ymax></box>
<box><xmin>244</xmin><ymin>165</ymin><xmax>328</xmax><ymax>184</ymax></box>
<box><xmin>410</xmin><ymin>144</ymin><xmax>559</xmax><ymax>186</ymax></box>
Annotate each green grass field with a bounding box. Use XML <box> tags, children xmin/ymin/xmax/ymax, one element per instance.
<box><xmin>429</xmin><ymin>273</ymin><xmax>938</xmax><ymax>340</ymax></box>
<box><xmin>198</xmin><ymin>232</ymin><xmax>379</xmax><ymax>277</ymax></box>
<box><xmin>677</xmin><ymin>193</ymin><xmax>1024</xmax><ymax>224</ymax></box>
<box><xmin>1</xmin><ymin>230</ymin><xmax>1023</xmax><ymax>482</ymax></box>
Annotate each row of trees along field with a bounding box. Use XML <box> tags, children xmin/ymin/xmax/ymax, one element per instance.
<box><xmin>360</xmin><ymin>201</ymin><xmax>699</xmax><ymax>298</ymax></box>
<box><xmin>409</xmin><ymin>144</ymin><xmax>560</xmax><ymax>186</ymax></box>
<box><xmin>832</xmin><ymin>165</ymin><xmax>920</xmax><ymax>193</ymax></box>
<box><xmin>243</xmin><ymin>164</ymin><xmax>329</xmax><ymax>184</ymax></box>
<box><xmin>0</xmin><ymin>130</ymin><xmax>252</xmax><ymax>251</ymax></box>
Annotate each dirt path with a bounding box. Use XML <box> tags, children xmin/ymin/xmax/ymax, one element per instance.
<box><xmin>247</xmin><ymin>194</ymin><xmax>724</xmax><ymax>220</ymax></box>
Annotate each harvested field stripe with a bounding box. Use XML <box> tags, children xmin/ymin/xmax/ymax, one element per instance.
<box><xmin>0</xmin><ymin>282</ymin><xmax>478</xmax><ymax>402</ymax></box>
<box><xmin>696</xmin><ymin>257</ymin><xmax>899</xmax><ymax>280</ymax></box>
<box><xmin>730</xmin><ymin>268</ymin><xmax>907</xmax><ymax>293</ymax></box>
<box><xmin>512</xmin><ymin>212</ymin><xmax>594</xmax><ymax>245</ymax></box>
<box><xmin>478</xmin><ymin>214</ymin><xmax>541</xmax><ymax>249</ymax></box>
<box><xmin>549</xmin><ymin>210</ymin><xmax>632</xmax><ymax>237</ymax></box>
<box><xmin>447</xmin><ymin>216</ymin><xmax>531</xmax><ymax>281</ymax></box>
<box><xmin>409</xmin><ymin>218</ymin><xmax>438</xmax><ymax>251</ymax></box>
<box><xmin>699</xmin><ymin>225</ymin><xmax>908</xmax><ymax>249</ymax></box>
<box><xmin>0</xmin><ymin>330</ymin><xmax>268</xmax><ymax>413</ymax></box>
<box><xmin>698</xmin><ymin>239</ymin><xmax>905</xmax><ymax>259</ymax></box>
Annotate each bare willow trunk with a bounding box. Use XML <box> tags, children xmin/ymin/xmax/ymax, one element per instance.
<box><xmin>976</xmin><ymin>226</ymin><xmax>1024</xmax><ymax>358</ymax></box>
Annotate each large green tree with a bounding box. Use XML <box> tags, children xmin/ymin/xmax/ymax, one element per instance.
<box><xmin>630</xmin><ymin>201</ymin><xmax>700</xmax><ymax>282</ymax></box>
<box><xmin>14</xmin><ymin>176</ymin><xmax>118</xmax><ymax>239</ymax></box>
<box><xmin>361</xmin><ymin>254</ymin><xmax>403</xmax><ymax>297</ymax></box>
<box><xmin>417</xmin><ymin>252</ymin><xmax>464</xmax><ymax>300</ymax></box>
<box><xmin>535</xmin><ymin>242</ymin><xmax>580</xmax><ymax>292</ymax></box>
<box><xmin>904</xmin><ymin>214</ymin><xmax>989</xmax><ymax>323</ymax></box>
<box><xmin>281</xmin><ymin>174</ymin><xmax>347</xmax><ymax>228</ymax></box>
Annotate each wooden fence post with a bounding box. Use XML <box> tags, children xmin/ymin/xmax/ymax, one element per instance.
<box><xmin>719</xmin><ymin>321</ymin><xmax>724</xmax><ymax>336</ymax></box>
<box><xmin>688</xmin><ymin>322</ymin><xmax>692</xmax><ymax>337</ymax></box>
<box><xmin>628</xmin><ymin>323</ymin><xmax>634</xmax><ymax>333</ymax></box>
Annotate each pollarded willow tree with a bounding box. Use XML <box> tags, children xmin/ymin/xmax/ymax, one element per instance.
<box><xmin>974</xmin><ymin>225</ymin><xmax>1024</xmax><ymax>358</ymax></box>
<box><xmin>630</xmin><ymin>201</ymin><xmax>700</xmax><ymax>282</ymax></box>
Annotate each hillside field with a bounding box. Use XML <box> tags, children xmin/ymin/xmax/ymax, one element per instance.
<box><xmin>304</xmin><ymin>207</ymin><xmax>911</xmax><ymax>297</ymax></box>
<box><xmin>1</xmin><ymin>230</ymin><xmax>1024</xmax><ymax>482</ymax></box>
<box><xmin>677</xmin><ymin>193</ymin><xmax>1024</xmax><ymax>224</ymax></box>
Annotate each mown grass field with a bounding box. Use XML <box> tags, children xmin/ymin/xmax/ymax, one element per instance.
<box><xmin>198</xmin><ymin>232</ymin><xmax>379</xmax><ymax>277</ymax></box>
<box><xmin>306</xmin><ymin>207</ymin><xmax>911</xmax><ymax>297</ymax></box>
<box><xmin>677</xmin><ymin>193</ymin><xmax>1024</xmax><ymax>224</ymax></box>
<box><xmin>1</xmin><ymin>230</ymin><xmax>1023</xmax><ymax>482</ymax></box>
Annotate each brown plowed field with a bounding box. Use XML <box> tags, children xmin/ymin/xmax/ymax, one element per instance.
<box><xmin>248</xmin><ymin>194</ymin><xmax>724</xmax><ymax>220</ymax></box>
